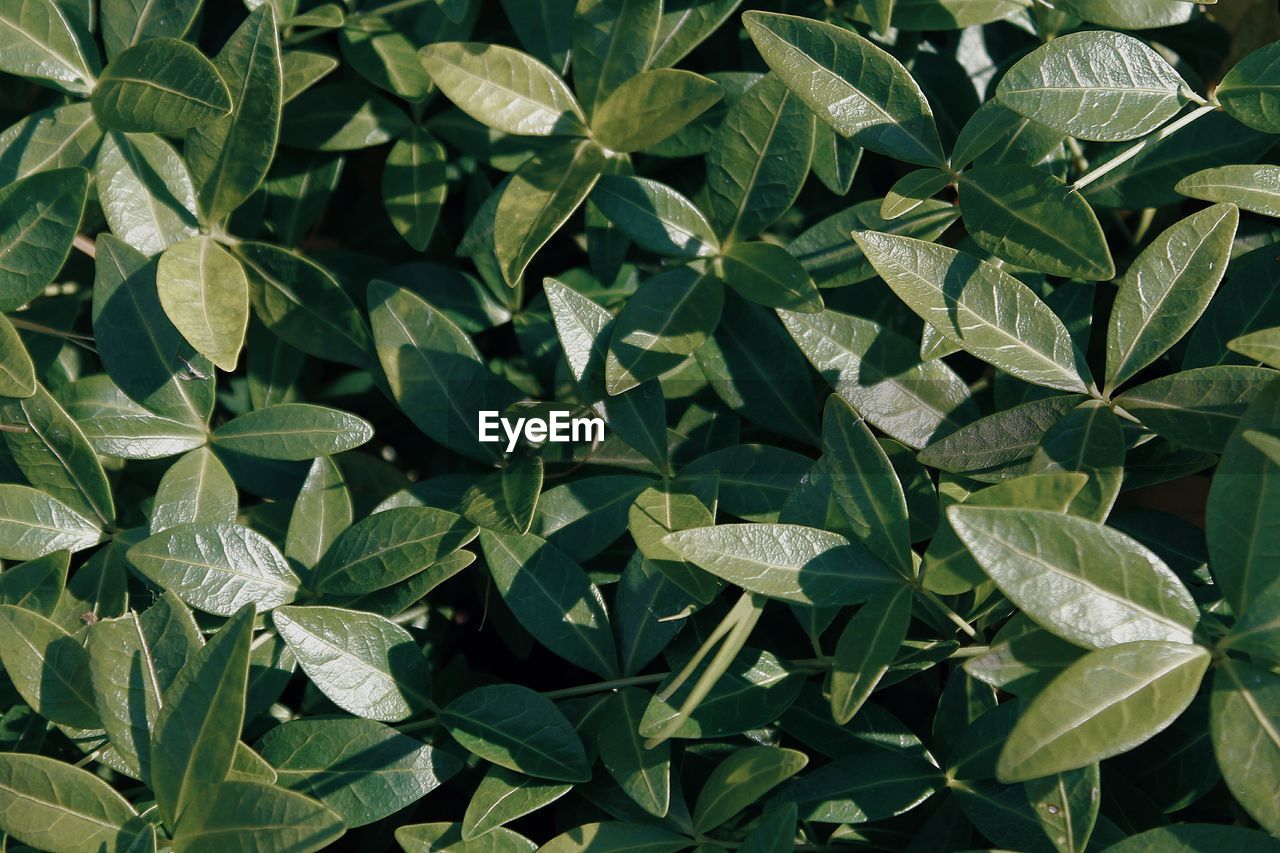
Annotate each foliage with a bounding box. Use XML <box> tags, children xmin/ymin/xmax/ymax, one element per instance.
<box><xmin>0</xmin><ymin>0</ymin><xmax>1277</xmax><ymax>850</ymax></box>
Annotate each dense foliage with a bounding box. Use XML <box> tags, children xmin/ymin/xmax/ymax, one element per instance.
<box><xmin>0</xmin><ymin>0</ymin><xmax>1278</xmax><ymax>850</ymax></box>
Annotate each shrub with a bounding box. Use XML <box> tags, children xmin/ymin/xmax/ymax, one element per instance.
<box><xmin>0</xmin><ymin>0</ymin><xmax>1277</xmax><ymax>850</ymax></box>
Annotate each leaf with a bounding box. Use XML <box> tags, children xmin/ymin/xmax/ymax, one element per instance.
<box><xmin>917</xmin><ymin>394</ymin><xmax>1085</xmax><ymax>479</ymax></box>
<box><xmin>1177</xmin><ymin>164</ymin><xmax>1280</xmax><ymax>218</ymax></box>
<box><xmin>462</xmin><ymin>455</ymin><xmax>543</xmax><ymax>536</ymax></box>
<box><xmin>830</xmin><ymin>586</ymin><xmax>914</xmax><ymax>725</ymax></box>
<box><xmin>0</xmin><ymin>0</ymin><xmax>98</xmax><ymax>95</ymax></box>
<box><xmin>0</xmin><ymin>483</ymin><xmax>102</xmax><ymax>561</ymax></box>
<box><xmin>589</xmin><ymin>175</ymin><xmax>718</xmax><ymax>259</ymax></box>
<box><xmin>0</xmin><ymin>604</ymin><xmax>99</xmax><ymax>728</ymax></box>
<box><xmin>150</xmin><ymin>447</ymin><xmax>237</xmax><ymax>533</ymax></box>
<box><xmin>285</xmin><ymin>456</ymin><xmax>351</xmax><ymax>573</ymax></box>
<box><xmin>0</xmin><ymin>549</ymin><xmax>67</xmax><ymax>615</ymax></box>
<box><xmin>479</xmin><ymin>529</ymin><xmax>619</xmax><ymax>678</ymax></box>
<box><xmin>149</xmin><ymin>604</ymin><xmax>254</xmax><ymax>825</ymax></box>
<box><xmin>384</xmin><ymin>126</ymin><xmax>447</xmax><ymax>251</ymax></box>
<box><xmin>854</xmin><ymin>230</ymin><xmax>1092</xmax><ymax>392</ymax></box>
<box><xmin>86</xmin><ymin>613</ymin><xmax>161</xmax><ymax>781</ymax></box>
<box><xmin>1115</xmin><ymin>366</ymin><xmax>1274</xmax><ymax>454</ymax></box>
<box><xmin>779</xmin><ymin>749</ymin><xmax>943</xmax><ymax>823</ymax></box>
<box><xmin>170</xmin><ymin>780</ymin><xmax>344</xmax><ymax>852</ymax></box>
<box><xmin>1105</xmin><ymin>204</ymin><xmax>1239</xmax><ymax>393</ymax></box>
<box><xmin>997</xmin><ymin>641</ymin><xmax>1209</xmax><ymax>782</ymax></box>
<box><xmin>272</xmin><ymin>605</ymin><xmax>433</xmax><ymax>722</ymax></box>
<box><xmin>716</xmin><ymin>241</ymin><xmax>822</xmax><ymax>313</ymax></box>
<box><xmin>127</xmin><ymin>522</ymin><xmax>300</xmax><ymax>616</ymax></box>
<box><xmin>591</xmin><ymin>69</ymin><xmax>723</xmax><ymax>152</ymax></box>
<box><xmin>661</xmin><ymin>523</ymin><xmax>902</xmax><ymax>606</ymax></box>
<box><xmin>186</xmin><ymin>4</ymin><xmax>283</xmax><ymax>225</ymax></box>
<box><xmin>1210</xmin><ymin>659</ymin><xmax>1280</xmax><ymax>835</ymax></box>
<box><xmin>649</xmin><ymin>0</ymin><xmax>743</xmax><ymax>68</ymax></box>
<box><xmin>100</xmin><ymin>0</ymin><xmax>202</xmax><ymax>59</ymax></box>
<box><xmin>368</xmin><ymin>280</ymin><xmax>523</xmax><ymax>464</ymax></box>
<box><xmin>571</xmin><ymin>0</ymin><xmax>661</xmax><ymax>116</ymax></box>
<box><xmin>237</xmin><ymin>241</ymin><xmax>371</xmax><ymax>368</ymax></box>
<box><xmin>742</xmin><ymin>11</ymin><xmax>944</xmax><ymax>167</ymax></box>
<box><xmin>312</xmin><ymin>506</ymin><xmax>476</xmax><ymax>595</ymax></box>
<box><xmin>339</xmin><ymin>16</ymin><xmax>431</xmax><ymax>102</ymax></box>
<box><xmin>995</xmin><ymin>32</ymin><xmax>1191</xmax><ymax>142</ymax></box>
<box><xmin>462</xmin><ymin>765</ymin><xmax>571</xmax><ymax>840</ymax></box>
<box><xmin>280</xmin><ymin>80</ymin><xmax>409</xmax><ymax>151</ymax></box>
<box><xmin>949</xmin><ymin>507</ymin><xmax>1199</xmax><ymax>648</ymax></box>
<box><xmin>692</xmin><ymin>745</ymin><xmax>808</xmax><ymax>833</ymax></box>
<box><xmin>779</xmin><ymin>308</ymin><xmax>978</xmax><ymax>450</ymax></box>
<box><xmin>1104</xmin><ymin>826</ymin><xmax>1280</xmax><ymax>853</ymax></box>
<box><xmin>1027</xmin><ymin>400</ymin><xmax>1124</xmax><ymax>522</ymax></box>
<box><xmin>495</xmin><ymin>139</ymin><xmax>604</xmax><ymax>286</ymax></box>
<box><xmin>882</xmin><ymin>168</ymin><xmax>950</xmax><ymax>220</ymax></box>
<box><xmin>498</xmin><ymin>0</ymin><xmax>574</xmax><ymax>73</ymax></box>
<box><xmin>604</xmin><ymin>266</ymin><xmax>723</xmax><ymax>395</ymax></box>
<box><xmin>1053</xmin><ymin>0</ymin><xmax>1192</xmax><ymax>29</ymax></box>
<box><xmin>398</xmin><ymin>822</ymin><xmax>535</xmax><ymax>852</ymax></box>
<box><xmin>157</xmin><ymin>236</ymin><xmax>250</xmax><ymax>372</ymax></box>
<box><xmin>440</xmin><ymin>684</ymin><xmax>591</xmax><ymax>782</ymax></box>
<box><xmin>1207</xmin><ymin>381</ymin><xmax>1280</xmax><ymax>613</ymax></box>
<box><xmin>211</xmin><ymin>403</ymin><xmax>372</xmax><ymax>460</ymax></box>
<box><xmin>956</xmin><ymin>166</ymin><xmax>1115</xmax><ymax>280</ymax></box>
<box><xmin>705</xmin><ymin>73</ymin><xmax>815</xmax><ymax>242</ymax></box>
<box><xmin>0</xmin><ymin>166</ymin><xmax>89</xmax><ymax>312</ymax></box>
<box><xmin>598</xmin><ymin>688</ymin><xmax>670</xmax><ymax>817</ymax></box>
<box><xmin>420</xmin><ymin>42</ymin><xmax>588</xmax><ymax>136</ymax></box>
<box><xmin>1023</xmin><ymin>765</ymin><xmax>1100</xmax><ymax>853</ymax></box>
<box><xmin>95</xmin><ymin>131</ymin><xmax>199</xmax><ymax>256</ymax></box>
<box><xmin>92</xmin><ymin>39</ymin><xmax>231</xmax><ymax>133</ymax></box>
<box><xmin>0</xmin><ymin>753</ymin><xmax>139</xmax><ymax>853</ymax></box>
<box><xmin>1218</xmin><ymin>41</ymin><xmax>1280</xmax><ymax>133</ymax></box>
<box><xmin>540</xmin><ymin>822</ymin><xmax>689</xmax><ymax>853</ymax></box>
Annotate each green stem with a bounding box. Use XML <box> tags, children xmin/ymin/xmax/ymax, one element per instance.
<box><xmin>542</xmin><ymin>673</ymin><xmax>668</xmax><ymax>701</ymax></box>
<box><xmin>286</xmin><ymin>0</ymin><xmax>434</xmax><ymax>44</ymax></box>
<box><xmin>915</xmin><ymin>586</ymin><xmax>978</xmax><ymax>638</ymax></box>
<box><xmin>1073</xmin><ymin>104</ymin><xmax>1217</xmax><ymax>192</ymax></box>
<box><xmin>394</xmin><ymin>716</ymin><xmax>438</xmax><ymax>734</ymax></box>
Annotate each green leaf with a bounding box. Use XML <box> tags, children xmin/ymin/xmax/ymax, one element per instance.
<box><xmin>420</xmin><ymin>42</ymin><xmax>587</xmax><ymax>136</ymax></box>
<box><xmin>0</xmin><ymin>101</ymin><xmax>101</xmax><ymax>185</ymax></box>
<box><xmin>830</xmin><ymin>585</ymin><xmax>913</xmax><ymax>725</ymax></box>
<box><xmin>779</xmin><ymin>308</ymin><xmax>978</xmax><ymax>450</ymax></box>
<box><xmin>1211</xmin><ymin>659</ymin><xmax>1280</xmax><ymax>835</ymax></box>
<box><xmin>211</xmin><ymin>403</ymin><xmax>372</xmax><ymax>460</ymax></box>
<box><xmin>591</xmin><ymin>69</ymin><xmax>722</xmax><ymax>152</ymax></box>
<box><xmin>171</xmin><ymin>780</ymin><xmax>344</xmax><ymax>852</ymax></box>
<box><xmin>1105</xmin><ymin>204</ymin><xmax>1239</xmax><ymax>393</ymax></box>
<box><xmin>917</xmin><ymin>394</ymin><xmax>1085</xmax><ymax>480</ymax></box>
<box><xmin>705</xmin><ymin>73</ymin><xmax>815</xmax><ymax>242</ymax></box>
<box><xmin>0</xmin><ymin>549</ymin><xmax>67</xmax><ymax>615</ymax></box>
<box><xmin>462</xmin><ymin>765</ymin><xmax>571</xmax><ymax>840</ymax></box>
<box><xmin>479</xmin><ymin>528</ymin><xmax>619</xmax><ymax>678</ymax></box>
<box><xmin>157</xmin><ymin>236</ymin><xmax>250</xmax><ymax>372</ymax></box>
<box><xmin>716</xmin><ymin>241</ymin><xmax>822</xmax><ymax>313</ymax></box>
<box><xmin>995</xmin><ymin>31</ymin><xmax>1191</xmax><ymax>142</ymax></box>
<box><xmin>280</xmin><ymin>80</ymin><xmax>409</xmax><ymax>151</ymax></box>
<box><xmin>540</xmin><ymin>822</ymin><xmax>689</xmax><ymax>853</ymax></box>
<box><xmin>590</xmin><ymin>175</ymin><xmax>718</xmax><ymax>259</ymax></box>
<box><xmin>1115</xmin><ymin>366</ymin><xmax>1274</xmax><ymax>454</ymax></box>
<box><xmin>1053</xmin><ymin>0</ymin><xmax>1191</xmax><ymax>29</ymax></box>
<box><xmin>368</xmin><ymin>280</ymin><xmax>523</xmax><ymax>464</ymax></box>
<box><xmin>0</xmin><ymin>483</ymin><xmax>102</xmax><ymax>560</ymax></box>
<box><xmin>950</xmin><ymin>506</ymin><xmax>1199</xmax><ymax>648</ymax></box>
<box><xmin>339</xmin><ymin>15</ymin><xmax>431</xmax><ymax>102</ymax></box>
<box><xmin>100</xmin><ymin>0</ymin><xmax>202</xmax><ymax>59</ymax></box>
<box><xmin>312</xmin><ymin>506</ymin><xmax>476</xmax><ymax>595</ymax></box>
<box><xmin>997</xmin><ymin>641</ymin><xmax>1209</xmax><ymax>782</ymax></box>
<box><xmin>127</xmin><ymin>522</ymin><xmax>300</xmax><ymax>616</ymax></box>
<box><xmin>629</xmin><ymin>476</ymin><xmax>721</xmax><ymax>603</ymax></box>
<box><xmin>811</xmin><ymin>123</ymin><xmax>863</xmax><ymax>195</ymax></box>
<box><xmin>237</xmin><ymin>241</ymin><xmax>372</xmax><ymax>368</ymax></box>
<box><xmin>743</xmin><ymin>11</ymin><xmax>944</xmax><ymax>167</ymax></box>
<box><xmin>1027</xmin><ymin>400</ymin><xmax>1124</xmax><ymax>522</ymax></box>
<box><xmin>779</xmin><ymin>749</ymin><xmax>942</xmax><ymax>823</ymax></box>
<box><xmin>92</xmin><ymin>39</ymin><xmax>231</xmax><ymax>133</ymax></box>
<box><xmin>495</xmin><ymin>139</ymin><xmax>604</xmax><ymax>286</ymax></box>
<box><xmin>1104</xmin><ymin>826</ymin><xmax>1280</xmax><ymax>853</ymax></box>
<box><xmin>462</xmin><ymin>455</ymin><xmax>543</xmax><ymax>536</ymax></box>
<box><xmin>272</xmin><ymin>605</ymin><xmax>433</xmax><ymax>722</ymax></box>
<box><xmin>285</xmin><ymin>456</ymin><xmax>351</xmax><ymax>572</ymax></box>
<box><xmin>692</xmin><ymin>745</ymin><xmax>808</xmax><ymax>833</ymax></box>
<box><xmin>86</xmin><ymin>613</ymin><xmax>161</xmax><ymax>780</ymax></box>
<box><xmin>186</xmin><ymin>4</ymin><xmax>282</xmax><ymax>225</ymax></box>
<box><xmin>1023</xmin><ymin>765</ymin><xmax>1100</xmax><ymax>853</ymax></box>
<box><xmin>0</xmin><ymin>0</ymin><xmax>98</xmax><ymax>95</ymax></box>
<box><xmin>441</xmin><ymin>684</ymin><xmax>591</xmax><ymax>782</ymax></box>
<box><xmin>498</xmin><ymin>0</ymin><xmax>573</xmax><ymax>73</ymax></box>
<box><xmin>149</xmin><ymin>604</ymin><xmax>254</xmax><ymax>825</ymax></box>
<box><xmin>1218</xmin><ymin>41</ymin><xmax>1280</xmax><ymax>133</ymax></box>
<box><xmin>383</xmin><ymin>126</ymin><xmax>447</xmax><ymax>251</ymax></box>
<box><xmin>95</xmin><ymin>131</ymin><xmax>199</xmax><ymax>256</ymax></box>
<box><xmin>0</xmin><ymin>166</ymin><xmax>89</xmax><ymax>312</ymax></box>
<box><xmin>398</xmin><ymin>821</ymin><xmax>535</xmax><ymax>852</ymax></box>
<box><xmin>956</xmin><ymin>166</ymin><xmax>1114</xmax><ymax>280</ymax></box>
<box><xmin>150</xmin><ymin>447</ymin><xmax>237</xmax><ymax>533</ymax></box>
<box><xmin>649</xmin><ymin>0</ymin><xmax>742</xmax><ymax>68</ymax></box>
<box><xmin>598</xmin><ymin>687</ymin><xmax>670</xmax><ymax>817</ymax></box>
<box><xmin>0</xmin><ymin>604</ymin><xmax>99</xmax><ymax>728</ymax></box>
<box><xmin>1207</xmin><ymin>381</ymin><xmax>1280</xmax><ymax>613</ymax></box>
<box><xmin>854</xmin><ymin>230</ymin><xmax>1092</xmax><ymax>392</ymax></box>
<box><xmin>882</xmin><ymin>168</ymin><xmax>950</xmax><ymax>220</ymax></box>
<box><xmin>258</xmin><ymin>717</ymin><xmax>461</xmax><ymax>827</ymax></box>
<box><xmin>0</xmin><ymin>753</ymin><xmax>139</xmax><ymax>853</ymax></box>
<box><xmin>570</xmin><ymin>0</ymin><xmax>661</xmax><ymax>115</ymax></box>
<box><xmin>605</xmin><ymin>266</ymin><xmax>723</xmax><ymax>395</ymax></box>
<box><xmin>1177</xmin><ymin>165</ymin><xmax>1280</xmax><ymax>218</ymax></box>
<box><xmin>662</xmin><ymin>523</ymin><xmax>902</xmax><ymax>606</ymax></box>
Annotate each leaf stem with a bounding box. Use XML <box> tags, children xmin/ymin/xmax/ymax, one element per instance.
<box><xmin>1073</xmin><ymin>104</ymin><xmax>1217</xmax><ymax>192</ymax></box>
<box><xmin>72</xmin><ymin>233</ymin><xmax>96</xmax><ymax>259</ymax></box>
<box><xmin>914</xmin><ymin>586</ymin><xmax>978</xmax><ymax>638</ymax></box>
<box><xmin>542</xmin><ymin>672</ymin><xmax>669</xmax><ymax>700</ymax></box>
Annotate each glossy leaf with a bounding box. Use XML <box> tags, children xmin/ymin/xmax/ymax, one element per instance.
<box><xmin>92</xmin><ymin>39</ymin><xmax>231</xmax><ymax>133</ymax></box>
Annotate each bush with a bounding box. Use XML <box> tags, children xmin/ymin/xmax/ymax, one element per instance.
<box><xmin>0</xmin><ymin>0</ymin><xmax>1277</xmax><ymax>850</ymax></box>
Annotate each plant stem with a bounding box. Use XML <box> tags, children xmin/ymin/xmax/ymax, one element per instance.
<box><xmin>1073</xmin><ymin>104</ymin><xmax>1217</xmax><ymax>191</ymax></box>
<box><xmin>914</xmin><ymin>586</ymin><xmax>978</xmax><ymax>638</ymax></box>
<box><xmin>286</xmin><ymin>0</ymin><xmax>434</xmax><ymax>44</ymax></box>
<box><xmin>542</xmin><ymin>672</ymin><xmax>668</xmax><ymax>700</ymax></box>
<box><xmin>72</xmin><ymin>233</ymin><xmax>96</xmax><ymax>258</ymax></box>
